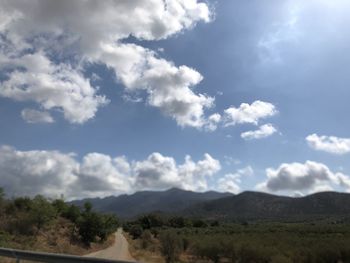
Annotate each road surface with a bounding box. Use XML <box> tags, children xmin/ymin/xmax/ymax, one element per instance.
<box><xmin>85</xmin><ymin>229</ymin><xmax>135</xmax><ymax>262</ymax></box>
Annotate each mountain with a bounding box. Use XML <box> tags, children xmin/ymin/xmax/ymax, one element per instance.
<box><xmin>183</xmin><ymin>191</ymin><xmax>350</xmax><ymax>221</ymax></box>
<box><xmin>71</xmin><ymin>188</ymin><xmax>232</xmax><ymax>218</ymax></box>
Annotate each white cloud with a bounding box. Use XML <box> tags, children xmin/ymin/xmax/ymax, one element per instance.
<box><xmin>91</xmin><ymin>43</ymin><xmax>214</xmax><ymax>128</ymax></box>
<box><xmin>224</xmin><ymin>101</ymin><xmax>277</xmax><ymax>126</ymax></box>
<box><xmin>134</xmin><ymin>152</ymin><xmax>221</xmax><ymax>192</ymax></box>
<box><xmin>0</xmin><ymin>145</ymin><xmax>221</xmax><ymax>199</ymax></box>
<box><xmin>0</xmin><ymin>0</ymin><xmax>213</xmax><ymax>127</ymax></box>
<box><xmin>204</xmin><ymin>113</ymin><xmax>222</xmax><ymax>131</ymax></box>
<box><xmin>241</xmin><ymin>123</ymin><xmax>277</xmax><ymax>140</ymax></box>
<box><xmin>0</xmin><ymin>146</ymin><xmax>78</xmax><ymax>198</ymax></box>
<box><xmin>257</xmin><ymin>161</ymin><xmax>350</xmax><ymax>195</ymax></box>
<box><xmin>0</xmin><ymin>52</ymin><xmax>108</xmax><ymax>124</ymax></box>
<box><xmin>217</xmin><ymin>166</ymin><xmax>254</xmax><ymax>194</ymax></box>
<box><xmin>21</xmin><ymin>109</ymin><xmax>54</xmax><ymax>124</ymax></box>
<box><xmin>76</xmin><ymin>153</ymin><xmax>132</xmax><ymax>198</ymax></box>
<box><xmin>306</xmin><ymin>134</ymin><xmax>350</xmax><ymax>155</ymax></box>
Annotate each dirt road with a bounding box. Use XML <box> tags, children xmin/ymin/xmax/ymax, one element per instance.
<box><xmin>85</xmin><ymin>228</ymin><xmax>135</xmax><ymax>262</ymax></box>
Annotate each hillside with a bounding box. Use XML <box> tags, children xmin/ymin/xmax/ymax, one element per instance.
<box><xmin>71</xmin><ymin>188</ymin><xmax>232</xmax><ymax>218</ymax></box>
<box><xmin>184</xmin><ymin>191</ymin><xmax>350</xmax><ymax>221</ymax></box>
<box><xmin>0</xmin><ymin>193</ymin><xmax>118</xmax><ymax>257</ymax></box>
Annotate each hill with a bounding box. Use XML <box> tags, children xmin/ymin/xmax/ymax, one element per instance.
<box><xmin>184</xmin><ymin>191</ymin><xmax>350</xmax><ymax>221</ymax></box>
<box><xmin>71</xmin><ymin>188</ymin><xmax>232</xmax><ymax>218</ymax></box>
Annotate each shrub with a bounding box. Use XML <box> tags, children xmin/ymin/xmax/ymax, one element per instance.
<box><xmin>141</xmin><ymin>229</ymin><xmax>153</xmax><ymax>249</ymax></box>
<box><xmin>129</xmin><ymin>224</ymin><xmax>143</xmax><ymax>239</ymax></box>
<box><xmin>159</xmin><ymin>230</ymin><xmax>183</xmax><ymax>263</ymax></box>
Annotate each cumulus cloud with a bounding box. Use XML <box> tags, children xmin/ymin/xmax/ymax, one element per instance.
<box><xmin>306</xmin><ymin>134</ymin><xmax>350</xmax><ymax>155</ymax></box>
<box><xmin>204</xmin><ymin>113</ymin><xmax>222</xmax><ymax>131</ymax></box>
<box><xmin>21</xmin><ymin>109</ymin><xmax>54</xmax><ymax>124</ymax></box>
<box><xmin>257</xmin><ymin>161</ymin><xmax>350</xmax><ymax>195</ymax></box>
<box><xmin>0</xmin><ymin>52</ymin><xmax>108</xmax><ymax>124</ymax></box>
<box><xmin>223</xmin><ymin>101</ymin><xmax>277</xmax><ymax>126</ymax></box>
<box><xmin>0</xmin><ymin>0</ymin><xmax>213</xmax><ymax>127</ymax></box>
<box><xmin>0</xmin><ymin>146</ymin><xmax>78</xmax><ymax>198</ymax></box>
<box><xmin>217</xmin><ymin>166</ymin><xmax>253</xmax><ymax>194</ymax></box>
<box><xmin>0</xmin><ymin>145</ymin><xmax>221</xmax><ymax>199</ymax></box>
<box><xmin>134</xmin><ymin>152</ymin><xmax>221</xmax><ymax>192</ymax></box>
<box><xmin>91</xmin><ymin>43</ymin><xmax>214</xmax><ymax>127</ymax></box>
<box><xmin>241</xmin><ymin>123</ymin><xmax>277</xmax><ymax>140</ymax></box>
<box><xmin>77</xmin><ymin>154</ymin><xmax>132</xmax><ymax>198</ymax></box>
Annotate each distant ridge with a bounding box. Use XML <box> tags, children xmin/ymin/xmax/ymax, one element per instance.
<box><xmin>71</xmin><ymin>188</ymin><xmax>232</xmax><ymax>218</ymax></box>
<box><xmin>183</xmin><ymin>191</ymin><xmax>350</xmax><ymax>221</ymax></box>
<box><xmin>72</xmin><ymin>189</ymin><xmax>350</xmax><ymax>221</ymax></box>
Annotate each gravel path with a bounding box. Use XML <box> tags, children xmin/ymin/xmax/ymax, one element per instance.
<box><xmin>85</xmin><ymin>228</ymin><xmax>135</xmax><ymax>262</ymax></box>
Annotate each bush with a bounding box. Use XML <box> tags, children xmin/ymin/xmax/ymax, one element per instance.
<box><xmin>129</xmin><ymin>224</ymin><xmax>143</xmax><ymax>239</ymax></box>
<box><xmin>194</xmin><ymin>238</ymin><xmax>222</xmax><ymax>263</ymax></box>
<box><xmin>159</xmin><ymin>230</ymin><xmax>183</xmax><ymax>263</ymax></box>
<box><xmin>141</xmin><ymin>229</ymin><xmax>153</xmax><ymax>249</ymax></box>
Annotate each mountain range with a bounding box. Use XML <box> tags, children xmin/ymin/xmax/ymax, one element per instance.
<box><xmin>71</xmin><ymin>188</ymin><xmax>350</xmax><ymax>221</ymax></box>
<box><xmin>71</xmin><ymin>188</ymin><xmax>232</xmax><ymax>218</ymax></box>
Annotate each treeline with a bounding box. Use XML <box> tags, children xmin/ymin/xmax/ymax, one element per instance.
<box><xmin>0</xmin><ymin>188</ymin><xmax>119</xmax><ymax>247</ymax></box>
<box><xmin>123</xmin><ymin>213</ymin><xmax>212</xmax><ymax>239</ymax></box>
<box><xmin>124</xmin><ymin>214</ymin><xmax>350</xmax><ymax>263</ymax></box>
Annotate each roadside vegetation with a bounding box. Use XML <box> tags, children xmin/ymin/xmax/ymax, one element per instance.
<box><xmin>0</xmin><ymin>188</ymin><xmax>119</xmax><ymax>256</ymax></box>
<box><xmin>124</xmin><ymin>213</ymin><xmax>350</xmax><ymax>263</ymax></box>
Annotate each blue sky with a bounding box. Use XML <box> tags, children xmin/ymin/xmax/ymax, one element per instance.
<box><xmin>0</xmin><ymin>0</ymin><xmax>350</xmax><ymax>199</ymax></box>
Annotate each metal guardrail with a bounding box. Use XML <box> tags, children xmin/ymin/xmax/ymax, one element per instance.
<box><xmin>0</xmin><ymin>247</ymin><xmax>137</xmax><ymax>263</ymax></box>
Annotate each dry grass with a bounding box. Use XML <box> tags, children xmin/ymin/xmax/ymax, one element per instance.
<box><xmin>125</xmin><ymin>233</ymin><xmax>164</xmax><ymax>263</ymax></box>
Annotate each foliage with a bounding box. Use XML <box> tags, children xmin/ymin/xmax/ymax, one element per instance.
<box><xmin>140</xmin><ymin>229</ymin><xmax>153</xmax><ymax>249</ymax></box>
<box><xmin>0</xmin><ymin>188</ymin><xmax>119</xmax><ymax>248</ymax></box>
<box><xmin>30</xmin><ymin>195</ymin><xmax>56</xmax><ymax>231</ymax></box>
<box><xmin>159</xmin><ymin>230</ymin><xmax>183</xmax><ymax>263</ymax></box>
<box><xmin>76</xmin><ymin>202</ymin><xmax>119</xmax><ymax>246</ymax></box>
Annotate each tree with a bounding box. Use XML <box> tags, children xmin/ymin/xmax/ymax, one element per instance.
<box><xmin>77</xmin><ymin>211</ymin><xmax>102</xmax><ymax>246</ymax></box>
<box><xmin>29</xmin><ymin>195</ymin><xmax>56</xmax><ymax>232</ymax></box>
<box><xmin>0</xmin><ymin>187</ymin><xmax>5</xmax><ymax>212</ymax></box>
<box><xmin>62</xmin><ymin>204</ymin><xmax>81</xmax><ymax>223</ymax></box>
<box><xmin>52</xmin><ymin>199</ymin><xmax>68</xmax><ymax>215</ymax></box>
<box><xmin>76</xmin><ymin>203</ymin><xmax>119</xmax><ymax>246</ymax></box>
<box><xmin>168</xmin><ymin>216</ymin><xmax>189</xmax><ymax>228</ymax></box>
<box><xmin>138</xmin><ymin>214</ymin><xmax>164</xmax><ymax>229</ymax></box>
<box><xmin>0</xmin><ymin>187</ymin><xmax>4</xmax><ymax>202</ymax></box>
<box><xmin>97</xmin><ymin>214</ymin><xmax>119</xmax><ymax>241</ymax></box>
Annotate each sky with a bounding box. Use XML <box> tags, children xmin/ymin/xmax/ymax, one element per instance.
<box><xmin>1</xmin><ymin>0</ymin><xmax>350</xmax><ymax>199</ymax></box>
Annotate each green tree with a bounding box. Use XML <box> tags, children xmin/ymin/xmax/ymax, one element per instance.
<box><xmin>29</xmin><ymin>195</ymin><xmax>56</xmax><ymax>232</ymax></box>
<box><xmin>138</xmin><ymin>214</ymin><xmax>164</xmax><ymax>229</ymax></box>
<box><xmin>0</xmin><ymin>187</ymin><xmax>5</xmax><ymax>213</ymax></box>
<box><xmin>62</xmin><ymin>204</ymin><xmax>81</xmax><ymax>223</ymax></box>
<box><xmin>97</xmin><ymin>214</ymin><xmax>119</xmax><ymax>241</ymax></box>
<box><xmin>77</xmin><ymin>211</ymin><xmax>102</xmax><ymax>246</ymax></box>
<box><xmin>52</xmin><ymin>199</ymin><xmax>68</xmax><ymax>215</ymax></box>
